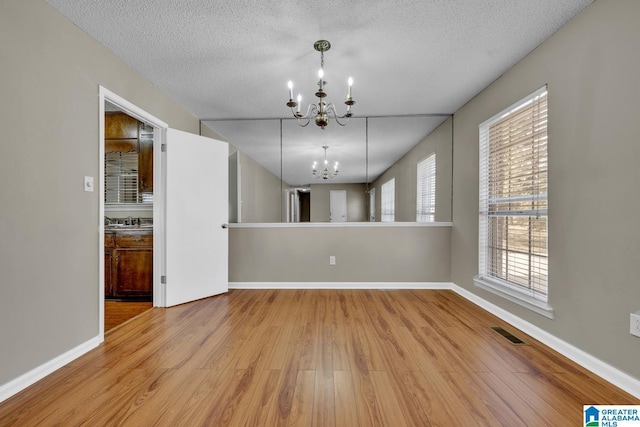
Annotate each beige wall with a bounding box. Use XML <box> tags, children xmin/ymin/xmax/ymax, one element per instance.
<box><xmin>450</xmin><ymin>0</ymin><xmax>640</xmax><ymax>379</ymax></box>
<box><xmin>200</xmin><ymin>121</ymin><xmax>227</xmax><ymax>142</ymax></box>
<box><xmin>371</xmin><ymin>117</ymin><xmax>453</xmax><ymax>222</ymax></box>
<box><xmin>229</xmin><ymin>226</ymin><xmax>451</xmax><ymax>282</ymax></box>
<box><xmin>310</xmin><ymin>183</ymin><xmax>368</xmax><ymax>222</ymax></box>
<box><xmin>0</xmin><ymin>0</ymin><xmax>200</xmax><ymax>386</ymax></box>
<box><xmin>236</xmin><ymin>151</ymin><xmax>283</xmax><ymax>223</ymax></box>
<box><xmin>204</xmin><ymin>127</ymin><xmax>284</xmax><ymax>223</ymax></box>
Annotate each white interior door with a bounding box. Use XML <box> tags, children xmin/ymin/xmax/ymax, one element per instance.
<box><xmin>165</xmin><ymin>128</ymin><xmax>228</xmax><ymax>307</ymax></box>
<box><xmin>330</xmin><ymin>190</ymin><xmax>347</xmax><ymax>222</ymax></box>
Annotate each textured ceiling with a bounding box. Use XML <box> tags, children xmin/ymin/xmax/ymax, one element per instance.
<box><xmin>46</xmin><ymin>0</ymin><xmax>592</xmax><ymax>185</ymax></box>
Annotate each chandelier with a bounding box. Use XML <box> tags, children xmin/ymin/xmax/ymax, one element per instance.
<box><xmin>312</xmin><ymin>145</ymin><xmax>339</xmax><ymax>180</ymax></box>
<box><xmin>286</xmin><ymin>40</ymin><xmax>355</xmax><ymax>129</ymax></box>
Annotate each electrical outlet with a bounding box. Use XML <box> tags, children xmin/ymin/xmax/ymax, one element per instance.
<box><xmin>631</xmin><ymin>312</ymin><xmax>640</xmax><ymax>338</ymax></box>
<box><xmin>329</xmin><ymin>256</ymin><xmax>336</xmax><ymax>266</ymax></box>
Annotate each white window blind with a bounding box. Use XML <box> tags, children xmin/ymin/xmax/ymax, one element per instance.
<box><xmin>416</xmin><ymin>153</ymin><xmax>436</xmax><ymax>222</ymax></box>
<box><xmin>478</xmin><ymin>87</ymin><xmax>548</xmax><ymax>300</ymax></box>
<box><xmin>381</xmin><ymin>178</ymin><xmax>395</xmax><ymax>222</ymax></box>
<box><xmin>369</xmin><ymin>188</ymin><xmax>376</xmax><ymax>222</ymax></box>
<box><xmin>105</xmin><ymin>152</ymin><xmax>140</xmax><ymax>204</ymax></box>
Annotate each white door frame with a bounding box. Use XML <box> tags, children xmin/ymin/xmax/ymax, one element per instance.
<box><xmin>98</xmin><ymin>86</ymin><xmax>168</xmax><ymax>340</ymax></box>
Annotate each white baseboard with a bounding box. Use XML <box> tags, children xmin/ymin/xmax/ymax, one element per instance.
<box><xmin>232</xmin><ymin>281</ymin><xmax>640</xmax><ymax>398</ymax></box>
<box><xmin>229</xmin><ymin>282</ymin><xmax>453</xmax><ymax>290</ymax></box>
<box><xmin>0</xmin><ymin>335</ymin><xmax>102</xmax><ymax>404</ymax></box>
<box><xmin>450</xmin><ymin>283</ymin><xmax>640</xmax><ymax>400</ymax></box>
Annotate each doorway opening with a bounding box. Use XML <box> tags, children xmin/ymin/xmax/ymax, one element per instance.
<box><xmin>103</xmin><ymin>106</ymin><xmax>154</xmax><ymax>331</ymax></box>
<box><xmin>98</xmin><ymin>87</ymin><xmax>229</xmax><ymax>338</ymax></box>
<box><xmin>99</xmin><ymin>87</ymin><xmax>168</xmax><ymax>339</ymax></box>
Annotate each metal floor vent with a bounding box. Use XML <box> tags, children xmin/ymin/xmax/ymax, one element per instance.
<box><xmin>491</xmin><ymin>326</ymin><xmax>528</xmax><ymax>345</ymax></box>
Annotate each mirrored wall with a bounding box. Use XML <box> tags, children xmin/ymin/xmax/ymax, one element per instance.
<box><xmin>208</xmin><ymin>114</ymin><xmax>452</xmax><ymax>223</ymax></box>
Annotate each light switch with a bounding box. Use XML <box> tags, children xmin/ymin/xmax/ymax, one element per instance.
<box><xmin>84</xmin><ymin>176</ymin><xmax>94</xmax><ymax>192</ymax></box>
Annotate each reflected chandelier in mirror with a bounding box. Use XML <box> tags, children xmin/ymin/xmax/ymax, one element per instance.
<box><xmin>312</xmin><ymin>145</ymin><xmax>339</xmax><ymax>180</ymax></box>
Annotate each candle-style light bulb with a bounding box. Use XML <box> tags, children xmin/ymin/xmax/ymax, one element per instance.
<box><xmin>287</xmin><ymin>81</ymin><xmax>294</xmax><ymax>100</ymax></box>
<box><xmin>347</xmin><ymin>77</ymin><xmax>353</xmax><ymax>99</ymax></box>
<box><xmin>318</xmin><ymin>69</ymin><xmax>324</xmax><ymax>79</ymax></box>
<box><xmin>296</xmin><ymin>94</ymin><xmax>302</xmax><ymax>113</ymax></box>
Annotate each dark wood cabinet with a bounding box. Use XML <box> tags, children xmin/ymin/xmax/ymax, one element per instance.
<box><xmin>116</xmin><ymin>249</ymin><xmax>153</xmax><ymax>297</ymax></box>
<box><xmin>105</xmin><ymin>112</ymin><xmax>154</xmax><ymax>194</ymax></box>
<box><xmin>105</xmin><ymin>251</ymin><xmax>113</xmax><ymax>296</ymax></box>
<box><xmin>105</xmin><ymin>232</ymin><xmax>115</xmax><ymax>297</ymax></box>
<box><xmin>138</xmin><ymin>137</ymin><xmax>153</xmax><ymax>193</ymax></box>
<box><xmin>105</xmin><ymin>112</ymin><xmax>139</xmax><ymax>139</ymax></box>
<box><xmin>105</xmin><ymin>139</ymin><xmax>137</xmax><ymax>153</ymax></box>
<box><xmin>105</xmin><ymin>230</ymin><xmax>153</xmax><ymax>299</ymax></box>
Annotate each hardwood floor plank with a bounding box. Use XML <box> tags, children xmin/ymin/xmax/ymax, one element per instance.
<box><xmin>370</xmin><ymin>370</ymin><xmax>410</xmax><ymax>427</ymax></box>
<box><xmin>0</xmin><ymin>289</ymin><xmax>637</xmax><ymax>426</ymax></box>
<box><xmin>478</xmin><ymin>371</ymin><xmax>556</xmax><ymax>426</ymax></box>
<box><xmin>53</xmin><ymin>368</ymin><xmax>152</xmax><ymax>425</ymax></box>
<box><xmin>288</xmin><ymin>370</ymin><xmax>315</xmax><ymax>426</ymax></box>
<box><xmin>349</xmin><ymin>367</ymin><xmax>384</xmax><ymax>426</ymax></box>
<box><xmin>104</xmin><ymin>300</ymin><xmax>153</xmax><ymax>332</ymax></box>
<box><xmin>233</xmin><ymin>369</ymin><xmax>282</xmax><ymax>426</ymax></box>
<box><xmin>124</xmin><ymin>368</ymin><xmax>217</xmax><ymax>426</ymax></box>
<box><xmin>440</xmin><ymin>371</ymin><xmax>517</xmax><ymax>426</ymax></box>
<box><xmin>312</xmin><ymin>369</ymin><xmax>335</xmax><ymax>427</ymax></box>
<box><xmin>81</xmin><ymin>368</ymin><xmax>178</xmax><ymax>426</ymax></box>
<box><xmin>411</xmin><ymin>369</ymin><xmax>482</xmax><ymax>426</ymax></box>
<box><xmin>168</xmin><ymin>368</ymin><xmax>240</xmax><ymax>426</ymax></box>
<box><xmin>334</xmin><ymin>371</ymin><xmax>359</xmax><ymax>427</ymax></box>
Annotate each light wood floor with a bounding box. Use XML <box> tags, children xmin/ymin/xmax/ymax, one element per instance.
<box><xmin>105</xmin><ymin>300</ymin><xmax>154</xmax><ymax>332</ymax></box>
<box><xmin>1</xmin><ymin>289</ymin><xmax>637</xmax><ymax>426</ymax></box>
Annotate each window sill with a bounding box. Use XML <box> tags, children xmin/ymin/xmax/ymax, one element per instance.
<box><xmin>473</xmin><ymin>276</ymin><xmax>554</xmax><ymax>319</ymax></box>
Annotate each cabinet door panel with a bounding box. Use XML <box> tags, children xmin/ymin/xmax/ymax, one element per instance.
<box><xmin>105</xmin><ymin>252</ymin><xmax>113</xmax><ymax>297</ymax></box>
<box><xmin>138</xmin><ymin>138</ymin><xmax>153</xmax><ymax>192</ymax></box>
<box><xmin>116</xmin><ymin>232</ymin><xmax>153</xmax><ymax>248</ymax></box>
<box><xmin>105</xmin><ymin>112</ymin><xmax>139</xmax><ymax>139</ymax></box>
<box><xmin>116</xmin><ymin>249</ymin><xmax>153</xmax><ymax>296</ymax></box>
<box><xmin>105</xmin><ymin>139</ymin><xmax>138</xmax><ymax>153</ymax></box>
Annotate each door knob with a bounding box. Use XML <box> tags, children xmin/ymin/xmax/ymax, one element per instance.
<box><xmin>221</xmin><ymin>223</ymin><xmax>228</xmax><ymax>229</ymax></box>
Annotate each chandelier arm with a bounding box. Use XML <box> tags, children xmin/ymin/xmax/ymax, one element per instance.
<box><xmin>291</xmin><ymin>103</ymin><xmax>314</xmax><ymax>120</ymax></box>
<box><xmin>298</xmin><ymin>104</ymin><xmax>320</xmax><ymax>126</ymax></box>
<box><xmin>324</xmin><ymin>103</ymin><xmax>351</xmax><ymax>127</ymax></box>
<box><xmin>296</xmin><ymin>118</ymin><xmax>312</xmax><ymax>127</ymax></box>
<box><xmin>291</xmin><ymin>103</ymin><xmax>318</xmax><ymax>127</ymax></box>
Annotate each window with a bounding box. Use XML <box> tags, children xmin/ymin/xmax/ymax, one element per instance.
<box><xmin>476</xmin><ymin>87</ymin><xmax>552</xmax><ymax>317</ymax></box>
<box><xmin>369</xmin><ymin>187</ymin><xmax>376</xmax><ymax>222</ymax></box>
<box><xmin>416</xmin><ymin>153</ymin><xmax>436</xmax><ymax>222</ymax></box>
<box><xmin>381</xmin><ymin>179</ymin><xmax>395</xmax><ymax>222</ymax></box>
<box><xmin>105</xmin><ymin>152</ymin><xmax>141</xmax><ymax>203</ymax></box>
